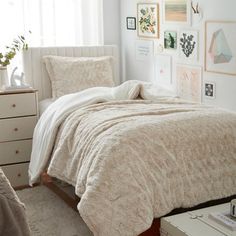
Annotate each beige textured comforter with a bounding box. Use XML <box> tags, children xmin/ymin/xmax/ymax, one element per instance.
<box><xmin>0</xmin><ymin>168</ymin><xmax>30</xmax><ymax>236</ymax></box>
<box><xmin>49</xmin><ymin>100</ymin><xmax>236</xmax><ymax>235</ymax></box>
<box><xmin>29</xmin><ymin>81</ymin><xmax>236</xmax><ymax>236</ymax></box>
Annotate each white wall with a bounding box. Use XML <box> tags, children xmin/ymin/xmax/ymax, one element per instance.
<box><xmin>121</xmin><ymin>0</ymin><xmax>236</xmax><ymax>111</ymax></box>
<box><xmin>103</xmin><ymin>0</ymin><xmax>121</xmax><ymax>46</ymax></box>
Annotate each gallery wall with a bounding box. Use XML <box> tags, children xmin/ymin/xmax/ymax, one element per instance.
<box><xmin>120</xmin><ymin>0</ymin><xmax>236</xmax><ymax>111</ymax></box>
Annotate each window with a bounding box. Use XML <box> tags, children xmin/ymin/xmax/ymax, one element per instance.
<box><xmin>0</xmin><ymin>0</ymin><xmax>104</xmax><ymax>47</ymax></box>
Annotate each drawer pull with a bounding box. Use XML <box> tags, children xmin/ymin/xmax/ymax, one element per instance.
<box><xmin>15</xmin><ymin>150</ymin><xmax>19</xmax><ymax>154</ymax></box>
<box><xmin>14</xmin><ymin>128</ymin><xmax>18</xmax><ymax>132</ymax></box>
<box><xmin>17</xmin><ymin>173</ymin><xmax>21</xmax><ymax>177</ymax></box>
<box><xmin>12</xmin><ymin>104</ymin><xmax>16</xmax><ymax>108</ymax></box>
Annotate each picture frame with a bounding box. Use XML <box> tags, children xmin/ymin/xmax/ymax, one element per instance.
<box><xmin>205</xmin><ymin>21</ymin><xmax>236</xmax><ymax>75</ymax></box>
<box><xmin>163</xmin><ymin>0</ymin><xmax>191</xmax><ymax>25</ymax></box>
<box><xmin>137</xmin><ymin>3</ymin><xmax>159</xmax><ymax>38</ymax></box>
<box><xmin>164</xmin><ymin>31</ymin><xmax>177</xmax><ymax>50</ymax></box>
<box><xmin>179</xmin><ymin>30</ymin><xmax>198</xmax><ymax>61</ymax></box>
<box><xmin>135</xmin><ymin>40</ymin><xmax>154</xmax><ymax>61</ymax></box>
<box><xmin>126</xmin><ymin>17</ymin><xmax>136</xmax><ymax>30</ymax></box>
<box><xmin>176</xmin><ymin>64</ymin><xmax>202</xmax><ymax>103</ymax></box>
<box><xmin>204</xmin><ymin>81</ymin><xmax>216</xmax><ymax>99</ymax></box>
<box><xmin>155</xmin><ymin>55</ymin><xmax>172</xmax><ymax>86</ymax></box>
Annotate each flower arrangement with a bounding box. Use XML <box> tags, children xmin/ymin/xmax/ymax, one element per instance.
<box><xmin>0</xmin><ymin>34</ymin><xmax>30</xmax><ymax>67</ymax></box>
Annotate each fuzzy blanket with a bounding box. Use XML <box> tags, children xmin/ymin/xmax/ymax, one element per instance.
<box><xmin>0</xmin><ymin>168</ymin><xmax>30</xmax><ymax>236</ymax></box>
<box><xmin>29</xmin><ymin>80</ymin><xmax>236</xmax><ymax>236</ymax></box>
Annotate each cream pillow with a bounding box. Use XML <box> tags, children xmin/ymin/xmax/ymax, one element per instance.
<box><xmin>43</xmin><ymin>55</ymin><xmax>115</xmax><ymax>98</ymax></box>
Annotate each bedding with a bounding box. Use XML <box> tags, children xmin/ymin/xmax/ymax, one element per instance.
<box><xmin>43</xmin><ymin>55</ymin><xmax>115</xmax><ymax>98</ymax></box>
<box><xmin>29</xmin><ymin>80</ymin><xmax>236</xmax><ymax>236</ymax></box>
<box><xmin>0</xmin><ymin>168</ymin><xmax>30</xmax><ymax>236</ymax></box>
<box><xmin>39</xmin><ymin>98</ymin><xmax>56</xmax><ymax>116</ymax></box>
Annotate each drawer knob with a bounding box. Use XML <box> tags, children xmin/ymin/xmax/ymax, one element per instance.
<box><xmin>14</xmin><ymin>128</ymin><xmax>18</xmax><ymax>132</ymax></box>
<box><xmin>15</xmin><ymin>150</ymin><xmax>19</xmax><ymax>154</ymax></box>
<box><xmin>17</xmin><ymin>173</ymin><xmax>21</xmax><ymax>177</ymax></box>
<box><xmin>12</xmin><ymin>104</ymin><xmax>16</xmax><ymax>108</ymax></box>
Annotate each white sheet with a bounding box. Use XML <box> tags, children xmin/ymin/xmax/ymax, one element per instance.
<box><xmin>39</xmin><ymin>98</ymin><xmax>56</xmax><ymax>116</ymax></box>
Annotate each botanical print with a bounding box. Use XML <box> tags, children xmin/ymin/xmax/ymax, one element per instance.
<box><xmin>164</xmin><ymin>0</ymin><xmax>189</xmax><ymax>23</ymax></box>
<box><xmin>176</xmin><ymin>64</ymin><xmax>202</xmax><ymax>103</ymax></box>
<box><xmin>155</xmin><ymin>55</ymin><xmax>172</xmax><ymax>86</ymax></box>
<box><xmin>179</xmin><ymin>30</ymin><xmax>198</xmax><ymax>60</ymax></box>
<box><xmin>205</xmin><ymin>21</ymin><xmax>236</xmax><ymax>75</ymax></box>
<box><xmin>164</xmin><ymin>31</ymin><xmax>177</xmax><ymax>49</ymax></box>
<box><xmin>137</xmin><ymin>4</ymin><xmax>159</xmax><ymax>38</ymax></box>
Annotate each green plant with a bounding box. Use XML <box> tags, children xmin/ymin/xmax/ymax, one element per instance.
<box><xmin>0</xmin><ymin>33</ymin><xmax>30</xmax><ymax>67</ymax></box>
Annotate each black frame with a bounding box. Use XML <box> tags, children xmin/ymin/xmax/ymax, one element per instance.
<box><xmin>126</xmin><ymin>17</ymin><xmax>136</xmax><ymax>30</ymax></box>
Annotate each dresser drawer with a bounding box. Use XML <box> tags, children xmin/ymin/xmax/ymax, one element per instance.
<box><xmin>0</xmin><ymin>116</ymin><xmax>37</xmax><ymax>142</ymax></box>
<box><xmin>0</xmin><ymin>140</ymin><xmax>32</xmax><ymax>165</ymax></box>
<box><xmin>0</xmin><ymin>93</ymin><xmax>37</xmax><ymax>119</ymax></box>
<box><xmin>2</xmin><ymin>163</ymin><xmax>29</xmax><ymax>188</ymax></box>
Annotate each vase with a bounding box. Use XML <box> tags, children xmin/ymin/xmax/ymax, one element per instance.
<box><xmin>0</xmin><ymin>66</ymin><xmax>9</xmax><ymax>90</ymax></box>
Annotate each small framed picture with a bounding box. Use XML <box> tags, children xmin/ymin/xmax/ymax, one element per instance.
<box><xmin>179</xmin><ymin>30</ymin><xmax>199</xmax><ymax>61</ymax></box>
<box><xmin>164</xmin><ymin>31</ymin><xmax>177</xmax><ymax>50</ymax></box>
<box><xmin>126</xmin><ymin>17</ymin><xmax>136</xmax><ymax>30</ymax></box>
<box><xmin>204</xmin><ymin>81</ymin><xmax>216</xmax><ymax>99</ymax></box>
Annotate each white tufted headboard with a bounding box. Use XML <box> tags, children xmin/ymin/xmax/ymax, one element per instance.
<box><xmin>22</xmin><ymin>45</ymin><xmax>120</xmax><ymax>101</ymax></box>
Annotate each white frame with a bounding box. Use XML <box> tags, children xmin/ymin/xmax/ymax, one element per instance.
<box><xmin>164</xmin><ymin>31</ymin><xmax>178</xmax><ymax>50</ymax></box>
<box><xmin>163</xmin><ymin>0</ymin><xmax>191</xmax><ymax>25</ymax></box>
<box><xmin>155</xmin><ymin>55</ymin><xmax>172</xmax><ymax>86</ymax></box>
<box><xmin>176</xmin><ymin>64</ymin><xmax>202</xmax><ymax>103</ymax></box>
<box><xmin>179</xmin><ymin>29</ymin><xmax>199</xmax><ymax>61</ymax></box>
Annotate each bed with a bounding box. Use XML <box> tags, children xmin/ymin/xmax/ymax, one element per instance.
<box><xmin>23</xmin><ymin>46</ymin><xmax>236</xmax><ymax>236</ymax></box>
<box><xmin>0</xmin><ymin>168</ymin><xmax>31</xmax><ymax>236</ymax></box>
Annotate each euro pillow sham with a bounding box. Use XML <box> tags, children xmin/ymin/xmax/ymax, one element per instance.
<box><xmin>43</xmin><ymin>55</ymin><xmax>115</xmax><ymax>98</ymax></box>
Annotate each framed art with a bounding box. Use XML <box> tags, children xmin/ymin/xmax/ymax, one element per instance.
<box><xmin>163</xmin><ymin>0</ymin><xmax>191</xmax><ymax>25</ymax></box>
<box><xmin>126</xmin><ymin>17</ymin><xmax>136</xmax><ymax>30</ymax></box>
<box><xmin>204</xmin><ymin>81</ymin><xmax>216</xmax><ymax>99</ymax></box>
<box><xmin>164</xmin><ymin>31</ymin><xmax>177</xmax><ymax>50</ymax></box>
<box><xmin>176</xmin><ymin>64</ymin><xmax>202</xmax><ymax>103</ymax></box>
<box><xmin>135</xmin><ymin>40</ymin><xmax>154</xmax><ymax>61</ymax></box>
<box><xmin>205</xmin><ymin>21</ymin><xmax>236</xmax><ymax>75</ymax></box>
<box><xmin>137</xmin><ymin>3</ymin><xmax>159</xmax><ymax>38</ymax></box>
<box><xmin>179</xmin><ymin>30</ymin><xmax>198</xmax><ymax>60</ymax></box>
<box><xmin>155</xmin><ymin>55</ymin><xmax>172</xmax><ymax>86</ymax></box>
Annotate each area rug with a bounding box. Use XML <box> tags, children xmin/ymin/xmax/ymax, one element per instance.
<box><xmin>17</xmin><ymin>186</ymin><xmax>93</xmax><ymax>236</ymax></box>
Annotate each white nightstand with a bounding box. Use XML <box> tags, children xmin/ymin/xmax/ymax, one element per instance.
<box><xmin>161</xmin><ymin>203</ymin><xmax>235</xmax><ymax>236</ymax></box>
<box><xmin>0</xmin><ymin>89</ymin><xmax>38</xmax><ymax>189</ymax></box>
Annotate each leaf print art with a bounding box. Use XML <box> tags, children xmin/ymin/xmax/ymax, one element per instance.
<box><xmin>137</xmin><ymin>4</ymin><xmax>159</xmax><ymax>38</ymax></box>
<box><xmin>139</xmin><ymin>7</ymin><xmax>156</xmax><ymax>34</ymax></box>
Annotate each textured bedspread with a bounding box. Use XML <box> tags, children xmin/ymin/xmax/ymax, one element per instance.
<box><xmin>0</xmin><ymin>168</ymin><xmax>30</xmax><ymax>236</ymax></box>
<box><xmin>29</xmin><ymin>81</ymin><xmax>236</xmax><ymax>236</ymax></box>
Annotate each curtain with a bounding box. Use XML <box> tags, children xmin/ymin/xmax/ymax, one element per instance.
<box><xmin>0</xmin><ymin>0</ymin><xmax>104</xmax><ymax>47</ymax></box>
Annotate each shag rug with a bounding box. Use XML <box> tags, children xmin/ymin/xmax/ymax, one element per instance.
<box><xmin>17</xmin><ymin>186</ymin><xmax>93</xmax><ymax>236</ymax></box>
